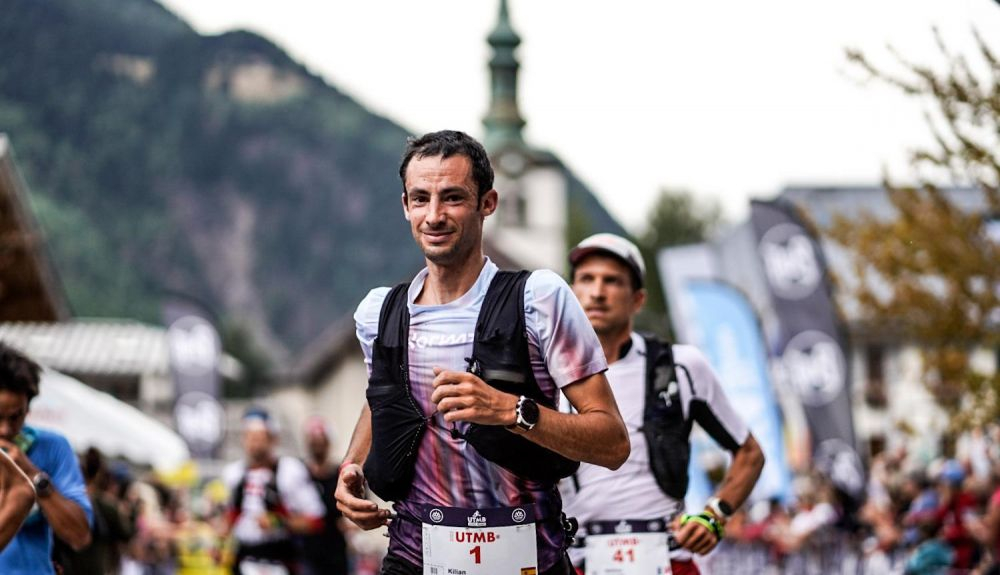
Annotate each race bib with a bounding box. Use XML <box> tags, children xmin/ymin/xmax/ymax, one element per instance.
<box><xmin>238</xmin><ymin>559</ymin><xmax>289</xmax><ymax>575</ymax></box>
<box><xmin>421</xmin><ymin>505</ymin><xmax>538</xmax><ymax>575</ymax></box>
<box><xmin>584</xmin><ymin>520</ymin><xmax>671</xmax><ymax>575</ymax></box>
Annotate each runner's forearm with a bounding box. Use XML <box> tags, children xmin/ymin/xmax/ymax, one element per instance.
<box><xmin>342</xmin><ymin>404</ymin><xmax>373</xmax><ymax>467</ymax></box>
<box><xmin>715</xmin><ymin>434</ymin><xmax>765</xmax><ymax>512</ymax></box>
<box><xmin>510</xmin><ymin>372</ymin><xmax>629</xmax><ymax>469</ymax></box>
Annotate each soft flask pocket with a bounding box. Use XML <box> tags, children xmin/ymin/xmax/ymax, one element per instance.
<box><xmin>643</xmin><ymin>422</ymin><xmax>690</xmax><ymax>500</ymax></box>
<box><xmin>364</xmin><ymin>383</ymin><xmax>426</xmax><ymax>502</ymax></box>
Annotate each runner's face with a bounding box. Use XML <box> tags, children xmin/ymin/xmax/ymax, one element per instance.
<box><xmin>572</xmin><ymin>254</ymin><xmax>645</xmax><ymax>336</ymax></box>
<box><xmin>242</xmin><ymin>427</ymin><xmax>273</xmax><ymax>464</ymax></box>
<box><xmin>306</xmin><ymin>433</ymin><xmax>329</xmax><ymax>461</ymax></box>
<box><xmin>402</xmin><ymin>155</ymin><xmax>497</xmax><ymax>267</ymax></box>
<box><xmin>0</xmin><ymin>390</ymin><xmax>28</xmax><ymax>442</ymax></box>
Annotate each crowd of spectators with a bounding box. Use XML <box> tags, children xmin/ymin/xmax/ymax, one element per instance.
<box><xmin>704</xmin><ymin>425</ymin><xmax>1000</xmax><ymax>574</ymax></box>
<box><xmin>48</xmin><ymin>440</ymin><xmax>382</xmax><ymax>574</ymax></box>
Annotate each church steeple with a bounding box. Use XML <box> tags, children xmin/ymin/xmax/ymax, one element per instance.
<box><xmin>483</xmin><ymin>0</ymin><xmax>526</xmax><ymax>152</ymax></box>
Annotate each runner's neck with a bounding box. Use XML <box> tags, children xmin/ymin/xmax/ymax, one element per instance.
<box><xmin>418</xmin><ymin>255</ymin><xmax>487</xmax><ymax>305</ymax></box>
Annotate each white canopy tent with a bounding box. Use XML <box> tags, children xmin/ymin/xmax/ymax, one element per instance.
<box><xmin>26</xmin><ymin>369</ymin><xmax>190</xmax><ymax>471</ymax></box>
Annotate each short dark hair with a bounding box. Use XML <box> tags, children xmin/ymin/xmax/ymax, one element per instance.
<box><xmin>0</xmin><ymin>343</ymin><xmax>40</xmax><ymax>401</ymax></box>
<box><xmin>398</xmin><ymin>130</ymin><xmax>494</xmax><ymax>202</ymax></box>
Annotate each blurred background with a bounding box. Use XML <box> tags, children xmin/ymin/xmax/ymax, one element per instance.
<box><xmin>0</xmin><ymin>0</ymin><xmax>998</xmax><ymax>572</ymax></box>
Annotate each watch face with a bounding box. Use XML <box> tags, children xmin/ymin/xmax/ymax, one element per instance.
<box><xmin>33</xmin><ymin>472</ymin><xmax>51</xmax><ymax>493</ymax></box>
<box><xmin>719</xmin><ymin>500</ymin><xmax>734</xmax><ymax>516</ymax></box>
<box><xmin>521</xmin><ymin>398</ymin><xmax>540</xmax><ymax>425</ymax></box>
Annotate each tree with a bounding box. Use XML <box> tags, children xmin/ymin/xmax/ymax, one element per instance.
<box><xmin>827</xmin><ymin>25</ymin><xmax>1000</xmax><ymax>428</ymax></box>
<box><xmin>635</xmin><ymin>188</ymin><xmax>722</xmax><ymax>336</ymax></box>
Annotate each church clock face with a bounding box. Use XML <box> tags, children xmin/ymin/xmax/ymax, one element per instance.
<box><xmin>498</xmin><ymin>151</ymin><xmax>526</xmax><ymax>176</ymax></box>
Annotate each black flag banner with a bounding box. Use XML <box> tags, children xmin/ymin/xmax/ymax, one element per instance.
<box><xmin>162</xmin><ymin>297</ymin><xmax>226</xmax><ymax>459</ymax></box>
<box><xmin>749</xmin><ymin>199</ymin><xmax>864</xmax><ymax>501</ymax></box>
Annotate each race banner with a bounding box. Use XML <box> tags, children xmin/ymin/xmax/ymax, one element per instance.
<box><xmin>683</xmin><ymin>279</ymin><xmax>793</xmax><ymax>505</ymax></box>
<box><xmin>162</xmin><ymin>297</ymin><xmax>226</xmax><ymax>459</ymax></box>
<box><xmin>749</xmin><ymin>199</ymin><xmax>864</xmax><ymax>500</ymax></box>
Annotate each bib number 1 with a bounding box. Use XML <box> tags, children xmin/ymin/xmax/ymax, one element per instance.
<box><xmin>422</xmin><ymin>505</ymin><xmax>538</xmax><ymax>575</ymax></box>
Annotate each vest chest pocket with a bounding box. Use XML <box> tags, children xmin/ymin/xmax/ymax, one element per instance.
<box><xmin>473</xmin><ymin>333</ymin><xmax>529</xmax><ymax>396</ymax></box>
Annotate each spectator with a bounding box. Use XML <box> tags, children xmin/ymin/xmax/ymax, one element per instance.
<box><xmin>300</xmin><ymin>415</ymin><xmax>348</xmax><ymax>575</ymax></box>
<box><xmin>0</xmin><ymin>343</ymin><xmax>92</xmax><ymax>574</ymax></box>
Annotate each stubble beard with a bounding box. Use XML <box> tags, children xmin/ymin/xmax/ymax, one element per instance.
<box><xmin>592</xmin><ymin>316</ymin><xmax>631</xmax><ymax>340</ymax></box>
<box><xmin>420</xmin><ymin>226</ymin><xmax>480</xmax><ymax>268</ymax></box>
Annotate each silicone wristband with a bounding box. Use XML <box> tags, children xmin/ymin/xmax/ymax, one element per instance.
<box><xmin>681</xmin><ymin>512</ymin><xmax>724</xmax><ymax>540</ymax></box>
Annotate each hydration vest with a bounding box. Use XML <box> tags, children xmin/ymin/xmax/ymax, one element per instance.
<box><xmin>640</xmin><ymin>335</ymin><xmax>692</xmax><ymax>500</ymax></box>
<box><xmin>641</xmin><ymin>335</ymin><xmax>745</xmax><ymax>500</ymax></box>
<box><xmin>363</xmin><ymin>270</ymin><xmax>580</xmax><ymax>502</ymax></box>
<box><xmin>231</xmin><ymin>459</ymin><xmax>288</xmax><ymax>524</ymax></box>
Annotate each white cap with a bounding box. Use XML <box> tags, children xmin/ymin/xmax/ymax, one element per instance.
<box><xmin>569</xmin><ymin>233</ymin><xmax>646</xmax><ymax>288</ymax></box>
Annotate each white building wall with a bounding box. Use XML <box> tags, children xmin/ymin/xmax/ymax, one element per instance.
<box><xmin>487</xmin><ymin>166</ymin><xmax>567</xmax><ymax>274</ymax></box>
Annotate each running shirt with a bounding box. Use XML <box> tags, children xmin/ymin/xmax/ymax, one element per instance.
<box><xmin>560</xmin><ymin>333</ymin><xmax>750</xmax><ymax>565</ymax></box>
<box><xmin>354</xmin><ymin>258</ymin><xmax>607</xmax><ymax>571</ymax></box>
<box><xmin>222</xmin><ymin>456</ymin><xmax>325</xmax><ymax>546</ymax></box>
<box><xmin>0</xmin><ymin>427</ymin><xmax>92</xmax><ymax>575</ymax></box>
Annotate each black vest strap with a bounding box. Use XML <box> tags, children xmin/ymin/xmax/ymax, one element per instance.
<box><xmin>641</xmin><ymin>335</ymin><xmax>694</xmax><ymax>500</ymax></box>
<box><xmin>378</xmin><ymin>283</ymin><xmax>410</xmax><ymax>348</ymax></box>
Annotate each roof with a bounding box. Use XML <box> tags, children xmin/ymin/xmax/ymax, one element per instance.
<box><xmin>0</xmin><ymin>320</ymin><xmax>241</xmax><ymax>379</ymax></box>
<box><xmin>780</xmin><ymin>185</ymin><xmax>987</xmax><ymax>228</ymax></box>
<box><xmin>0</xmin><ymin>134</ymin><xmax>70</xmax><ymax>321</ymax></box>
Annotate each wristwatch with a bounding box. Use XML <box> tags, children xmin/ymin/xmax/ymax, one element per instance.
<box><xmin>32</xmin><ymin>471</ymin><xmax>53</xmax><ymax>498</ymax></box>
<box><xmin>513</xmin><ymin>396</ymin><xmax>539</xmax><ymax>431</ymax></box>
<box><xmin>706</xmin><ymin>496</ymin><xmax>734</xmax><ymax>520</ymax></box>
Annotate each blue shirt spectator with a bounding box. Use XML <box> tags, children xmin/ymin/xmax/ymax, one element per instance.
<box><xmin>0</xmin><ymin>426</ymin><xmax>92</xmax><ymax>575</ymax></box>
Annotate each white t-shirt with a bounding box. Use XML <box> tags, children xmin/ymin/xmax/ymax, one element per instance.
<box><xmin>223</xmin><ymin>456</ymin><xmax>325</xmax><ymax>545</ymax></box>
<box><xmin>560</xmin><ymin>333</ymin><xmax>750</xmax><ymax>563</ymax></box>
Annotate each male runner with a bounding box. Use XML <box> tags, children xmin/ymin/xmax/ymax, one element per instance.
<box><xmin>565</xmin><ymin>233</ymin><xmax>765</xmax><ymax>574</ymax></box>
<box><xmin>335</xmin><ymin>130</ymin><xmax>630</xmax><ymax>575</ymax></box>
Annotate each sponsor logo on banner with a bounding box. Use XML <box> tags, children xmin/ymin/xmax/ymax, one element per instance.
<box><xmin>467</xmin><ymin>511</ymin><xmax>487</xmax><ymax>528</ymax></box>
<box><xmin>772</xmin><ymin>330</ymin><xmax>846</xmax><ymax>407</ymax></box>
<box><xmin>815</xmin><ymin>439</ymin><xmax>866</xmax><ymax>496</ymax></box>
<box><xmin>174</xmin><ymin>391</ymin><xmax>225</xmax><ymax>453</ymax></box>
<box><xmin>759</xmin><ymin>223</ymin><xmax>822</xmax><ymax>300</ymax></box>
<box><xmin>167</xmin><ymin>316</ymin><xmax>220</xmax><ymax>377</ymax></box>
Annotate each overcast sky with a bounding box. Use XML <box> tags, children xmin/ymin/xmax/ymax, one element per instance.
<box><xmin>159</xmin><ymin>0</ymin><xmax>1000</xmax><ymax>233</ymax></box>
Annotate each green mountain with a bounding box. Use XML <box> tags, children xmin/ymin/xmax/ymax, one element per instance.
<box><xmin>0</xmin><ymin>0</ymin><xmax>623</xmax><ymax>361</ymax></box>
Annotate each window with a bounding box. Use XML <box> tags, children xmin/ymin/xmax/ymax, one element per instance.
<box><xmin>502</xmin><ymin>185</ymin><xmax>527</xmax><ymax>228</ymax></box>
<box><xmin>864</xmin><ymin>345</ymin><xmax>887</xmax><ymax>408</ymax></box>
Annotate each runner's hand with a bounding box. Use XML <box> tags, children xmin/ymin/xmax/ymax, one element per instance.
<box><xmin>334</xmin><ymin>463</ymin><xmax>390</xmax><ymax>530</ymax></box>
<box><xmin>672</xmin><ymin>513</ymin><xmax>722</xmax><ymax>555</ymax></box>
<box><xmin>430</xmin><ymin>367</ymin><xmax>518</xmax><ymax>426</ymax></box>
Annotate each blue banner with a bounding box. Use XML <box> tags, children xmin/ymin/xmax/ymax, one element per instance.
<box><xmin>682</xmin><ymin>279</ymin><xmax>793</xmax><ymax>506</ymax></box>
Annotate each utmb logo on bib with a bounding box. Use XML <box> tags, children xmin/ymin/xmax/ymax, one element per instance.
<box><xmin>467</xmin><ymin>511</ymin><xmax>487</xmax><ymax>528</ymax></box>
